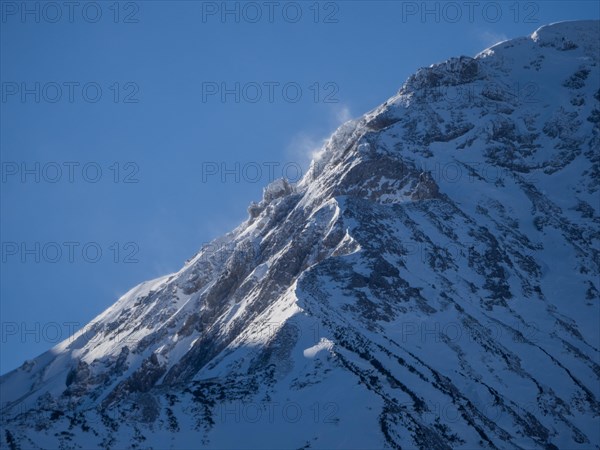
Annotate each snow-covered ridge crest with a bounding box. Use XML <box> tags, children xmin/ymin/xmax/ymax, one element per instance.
<box><xmin>531</xmin><ymin>19</ymin><xmax>600</xmax><ymax>54</ymax></box>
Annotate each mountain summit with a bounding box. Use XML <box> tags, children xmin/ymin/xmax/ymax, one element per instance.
<box><xmin>2</xmin><ymin>20</ymin><xmax>599</xmax><ymax>450</ymax></box>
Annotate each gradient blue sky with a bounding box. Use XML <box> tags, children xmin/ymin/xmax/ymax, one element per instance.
<box><xmin>1</xmin><ymin>1</ymin><xmax>599</xmax><ymax>374</ymax></box>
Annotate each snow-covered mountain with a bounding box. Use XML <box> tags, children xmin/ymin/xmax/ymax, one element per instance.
<box><xmin>1</xmin><ymin>20</ymin><xmax>599</xmax><ymax>450</ymax></box>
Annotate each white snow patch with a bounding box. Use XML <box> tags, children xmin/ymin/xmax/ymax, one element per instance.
<box><xmin>303</xmin><ymin>338</ymin><xmax>334</xmax><ymax>359</ymax></box>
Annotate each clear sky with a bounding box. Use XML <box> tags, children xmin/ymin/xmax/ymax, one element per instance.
<box><xmin>1</xmin><ymin>1</ymin><xmax>598</xmax><ymax>374</ymax></box>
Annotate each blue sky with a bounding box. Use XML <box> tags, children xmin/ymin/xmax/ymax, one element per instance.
<box><xmin>1</xmin><ymin>1</ymin><xmax>598</xmax><ymax>374</ymax></box>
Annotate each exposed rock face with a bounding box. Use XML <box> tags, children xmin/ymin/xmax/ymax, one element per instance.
<box><xmin>1</xmin><ymin>21</ymin><xmax>599</xmax><ymax>450</ymax></box>
<box><xmin>411</xmin><ymin>172</ymin><xmax>440</xmax><ymax>200</ymax></box>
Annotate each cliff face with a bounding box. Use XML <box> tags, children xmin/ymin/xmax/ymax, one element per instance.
<box><xmin>1</xmin><ymin>20</ymin><xmax>599</xmax><ymax>450</ymax></box>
